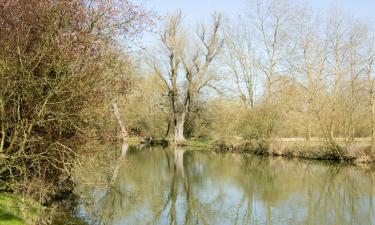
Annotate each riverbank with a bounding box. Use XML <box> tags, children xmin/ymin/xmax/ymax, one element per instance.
<box><xmin>0</xmin><ymin>193</ymin><xmax>43</xmax><ymax>225</ymax></box>
<box><xmin>211</xmin><ymin>138</ymin><xmax>374</xmax><ymax>164</ymax></box>
<box><xmin>0</xmin><ymin>192</ymin><xmax>87</xmax><ymax>225</ymax></box>
<box><xmin>161</xmin><ymin>137</ymin><xmax>373</xmax><ymax>164</ymax></box>
<box><xmin>132</xmin><ymin>137</ymin><xmax>374</xmax><ymax>164</ymax></box>
<box><xmin>72</xmin><ymin>144</ymin><xmax>375</xmax><ymax>224</ymax></box>
<box><xmin>4</xmin><ymin>137</ymin><xmax>372</xmax><ymax>224</ymax></box>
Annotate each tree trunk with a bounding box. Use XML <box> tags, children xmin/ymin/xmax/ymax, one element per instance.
<box><xmin>165</xmin><ymin>120</ymin><xmax>171</xmax><ymax>138</ymax></box>
<box><xmin>306</xmin><ymin>118</ymin><xmax>311</xmax><ymax>141</ymax></box>
<box><xmin>173</xmin><ymin>99</ymin><xmax>189</xmax><ymax>144</ymax></box>
<box><xmin>110</xmin><ymin>102</ymin><xmax>129</xmax><ymax>184</ymax></box>
<box><xmin>174</xmin><ymin>113</ymin><xmax>186</xmax><ymax>143</ymax></box>
<box><xmin>371</xmin><ymin>96</ymin><xmax>375</xmax><ymax>150</ymax></box>
<box><xmin>111</xmin><ymin>101</ymin><xmax>128</xmax><ymax>142</ymax></box>
<box><xmin>0</xmin><ymin>98</ymin><xmax>5</xmax><ymax>153</ymax></box>
<box><xmin>330</xmin><ymin>123</ymin><xmax>335</xmax><ymax>141</ymax></box>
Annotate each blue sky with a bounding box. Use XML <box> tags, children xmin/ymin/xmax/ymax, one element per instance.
<box><xmin>138</xmin><ymin>0</ymin><xmax>375</xmax><ymax>24</ymax></box>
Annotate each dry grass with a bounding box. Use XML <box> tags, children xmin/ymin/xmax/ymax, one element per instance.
<box><xmin>213</xmin><ymin>137</ymin><xmax>375</xmax><ymax>163</ymax></box>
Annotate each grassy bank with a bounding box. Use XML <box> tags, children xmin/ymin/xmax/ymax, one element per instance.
<box><xmin>179</xmin><ymin>139</ymin><xmax>214</xmax><ymax>150</ymax></box>
<box><xmin>0</xmin><ymin>193</ymin><xmax>43</xmax><ymax>225</ymax></box>
<box><xmin>131</xmin><ymin>137</ymin><xmax>212</xmax><ymax>149</ymax></box>
<box><xmin>0</xmin><ymin>192</ymin><xmax>87</xmax><ymax>225</ymax></box>
<box><xmin>122</xmin><ymin>137</ymin><xmax>375</xmax><ymax>163</ymax></box>
<box><xmin>212</xmin><ymin>138</ymin><xmax>374</xmax><ymax>164</ymax></box>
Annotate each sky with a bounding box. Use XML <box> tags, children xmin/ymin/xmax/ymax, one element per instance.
<box><xmin>138</xmin><ymin>0</ymin><xmax>375</xmax><ymax>24</ymax></box>
<box><xmin>134</xmin><ymin>0</ymin><xmax>375</xmax><ymax>95</ymax></box>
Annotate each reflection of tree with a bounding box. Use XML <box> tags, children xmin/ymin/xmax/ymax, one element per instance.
<box><xmin>91</xmin><ymin>142</ymin><xmax>129</xmax><ymax>225</ymax></box>
<box><xmin>149</xmin><ymin>147</ymin><xmax>215</xmax><ymax>225</ymax></box>
<box><xmin>184</xmin><ymin>153</ymin><xmax>375</xmax><ymax>225</ymax></box>
<box><xmin>74</xmin><ymin>147</ymin><xmax>375</xmax><ymax>225</ymax></box>
<box><xmin>148</xmin><ymin>148</ymin><xmax>183</xmax><ymax>225</ymax></box>
<box><xmin>151</xmin><ymin>148</ymin><xmax>192</xmax><ymax>225</ymax></box>
<box><xmin>300</xmin><ymin>164</ymin><xmax>375</xmax><ymax>225</ymax></box>
<box><xmin>110</xmin><ymin>143</ymin><xmax>129</xmax><ymax>184</ymax></box>
<box><xmin>238</xmin><ymin>157</ymin><xmax>375</xmax><ymax>225</ymax></box>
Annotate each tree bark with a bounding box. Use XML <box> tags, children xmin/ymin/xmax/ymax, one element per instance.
<box><xmin>306</xmin><ymin>118</ymin><xmax>311</xmax><ymax>141</ymax></box>
<box><xmin>0</xmin><ymin>98</ymin><xmax>5</xmax><ymax>153</ymax></box>
<box><xmin>371</xmin><ymin>95</ymin><xmax>375</xmax><ymax>150</ymax></box>
<box><xmin>173</xmin><ymin>94</ymin><xmax>189</xmax><ymax>144</ymax></box>
<box><xmin>330</xmin><ymin>123</ymin><xmax>335</xmax><ymax>141</ymax></box>
<box><xmin>164</xmin><ymin>120</ymin><xmax>171</xmax><ymax>139</ymax></box>
<box><xmin>111</xmin><ymin>101</ymin><xmax>129</xmax><ymax>142</ymax></box>
<box><xmin>174</xmin><ymin>112</ymin><xmax>186</xmax><ymax>143</ymax></box>
<box><xmin>110</xmin><ymin>102</ymin><xmax>129</xmax><ymax>184</ymax></box>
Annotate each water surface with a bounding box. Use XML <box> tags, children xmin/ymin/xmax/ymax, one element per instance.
<box><xmin>73</xmin><ymin>145</ymin><xmax>375</xmax><ymax>225</ymax></box>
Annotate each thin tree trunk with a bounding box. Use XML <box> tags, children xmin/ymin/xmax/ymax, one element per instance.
<box><xmin>110</xmin><ymin>102</ymin><xmax>129</xmax><ymax>184</ymax></box>
<box><xmin>371</xmin><ymin>96</ymin><xmax>375</xmax><ymax>150</ymax></box>
<box><xmin>350</xmin><ymin>127</ymin><xmax>355</xmax><ymax>142</ymax></box>
<box><xmin>306</xmin><ymin>116</ymin><xmax>311</xmax><ymax>141</ymax></box>
<box><xmin>330</xmin><ymin>123</ymin><xmax>335</xmax><ymax>141</ymax></box>
<box><xmin>0</xmin><ymin>98</ymin><xmax>5</xmax><ymax>153</ymax></box>
<box><xmin>111</xmin><ymin>101</ymin><xmax>128</xmax><ymax>142</ymax></box>
<box><xmin>165</xmin><ymin>120</ymin><xmax>171</xmax><ymax>139</ymax></box>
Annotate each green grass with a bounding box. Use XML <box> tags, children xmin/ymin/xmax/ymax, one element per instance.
<box><xmin>182</xmin><ymin>139</ymin><xmax>214</xmax><ymax>150</ymax></box>
<box><xmin>127</xmin><ymin>136</ymin><xmax>142</xmax><ymax>145</ymax></box>
<box><xmin>0</xmin><ymin>193</ymin><xmax>43</xmax><ymax>225</ymax></box>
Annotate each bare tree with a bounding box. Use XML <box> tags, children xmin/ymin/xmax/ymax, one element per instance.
<box><xmin>365</xmin><ymin>38</ymin><xmax>375</xmax><ymax>150</ymax></box>
<box><xmin>324</xmin><ymin>13</ymin><xmax>350</xmax><ymax>140</ymax></box>
<box><xmin>224</xmin><ymin>17</ymin><xmax>257</xmax><ymax>109</ymax></box>
<box><xmin>150</xmin><ymin>11</ymin><xmax>224</xmax><ymax>143</ymax></box>
<box><xmin>291</xmin><ymin>14</ymin><xmax>328</xmax><ymax>141</ymax></box>
<box><xmin>343</xmin><ymin>22</ymin><xmax>368</xmax><ymax>141</ymax></box>
<box><xmin>250</xmin><ymin>0</ymin><xmax>298</xmax><ymax>101</ymax></box>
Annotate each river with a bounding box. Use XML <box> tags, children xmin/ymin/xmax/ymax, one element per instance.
<box><xmin>70</xmin><ymin>145</ymin><xmax>375</xmax><ymax>225</ymax></box>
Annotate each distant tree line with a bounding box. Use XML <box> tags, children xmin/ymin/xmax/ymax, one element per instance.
<box><xmin>142</xmin><ymin>0</ymin><xmax>375</xmax><ymax>152</ymax></box>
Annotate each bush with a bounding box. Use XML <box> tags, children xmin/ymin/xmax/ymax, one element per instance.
<box><xmin>0</xmin><ymin>0</ymin><xmax>150</xmax><ymax>200</ymax></box>
<box><xmin>237</xmin><ymin>105</ymin><xmax>280</xmax><ymax>140</ymax></box>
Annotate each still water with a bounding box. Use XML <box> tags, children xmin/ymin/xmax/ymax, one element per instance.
<box><xmin>72</xmin><ymin>145</ymin><xmax>375</xmax><ymax>225</ymax></box>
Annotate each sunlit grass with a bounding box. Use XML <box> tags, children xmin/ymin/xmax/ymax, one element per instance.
<box><xmin>0</xmin><ymin>193</ymin><xmax>43</xmax><ymax>225</ymax></box>
<box><xmin>180</xmin><ymin>139</ymin><xmax>214</xmax><ymax>150</ymax></box>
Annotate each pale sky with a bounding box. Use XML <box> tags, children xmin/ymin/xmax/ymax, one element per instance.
<box><xmin>138</xmin><ymin>0</ymin><xmax>375</xmax><ymax>24</ymax></box>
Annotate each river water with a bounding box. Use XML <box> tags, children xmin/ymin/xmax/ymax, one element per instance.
<box><xmin>71</xmin><ymin>145</ymin><xmax>375</xmax><ymax>225</ymax></box>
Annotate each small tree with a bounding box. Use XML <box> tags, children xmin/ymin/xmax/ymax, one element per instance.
<box><xmin>0</xmin><ymin>0</ymin><xmax>151</xmax><ymax>197</ymax></box>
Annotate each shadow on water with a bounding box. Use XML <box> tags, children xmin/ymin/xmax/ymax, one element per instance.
<box><xmin>72</xmin><ymin>145</ymin><xmax>375</xmax><ymax>225</ymax></box>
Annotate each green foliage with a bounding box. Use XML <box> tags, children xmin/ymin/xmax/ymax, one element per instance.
<box><xmin>0</xmin><ymin>193</ymin><xmax>43</xmax><ymax>225</ymax></box>
<box><xmin>182</xmin><ymin>139</ymin><xmax>214</xmax><ymax>150</ymax></box>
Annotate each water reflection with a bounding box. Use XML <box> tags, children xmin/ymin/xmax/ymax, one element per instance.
<box><xmin>73</xmin><ymin>146</ymin><xmax>375</xmax><ymax>225</ymax></box>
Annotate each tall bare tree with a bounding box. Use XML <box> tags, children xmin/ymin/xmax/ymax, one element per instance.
<box><xmin>250</xmin><ymin>0</ymin><xmax>298</xmax><ymax>101</ymax></box>
<box><xmin>224</xmin><ymin>17</ymin><xmax>257</xmax><ymax>109</ymax></box>
<box><xmin>291</xmin><ymin>15</ymin><xmax>328</xmax><ymax>141</ymax></box>
<box><xmin>365</xmin><ymin>39</ymin><xmax>375</xmax><ymax>150</ymax></box>
<box><xmin>150</xmin><ymin>11</ymin><xmax>224</xmax><ymax>143</ymax></box>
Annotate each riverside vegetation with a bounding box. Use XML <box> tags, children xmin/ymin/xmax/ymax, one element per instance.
<box><xmin>2</xmin><ymin>0</ymin><xmax>375</xmax><ymax>224</ymax></box>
